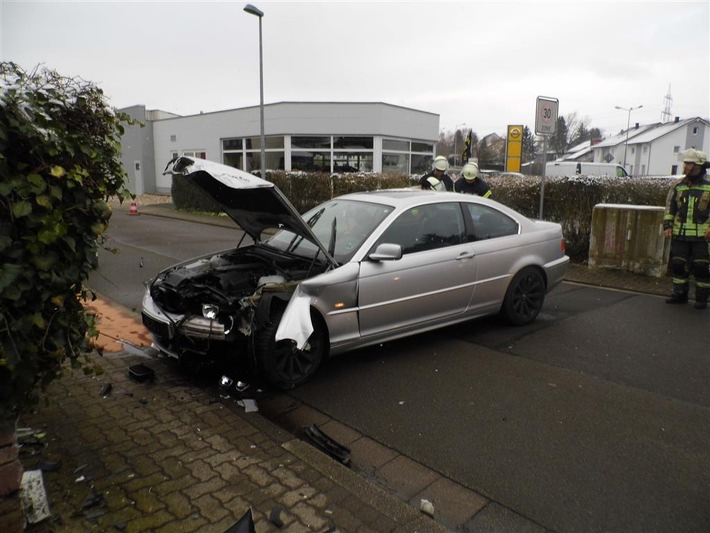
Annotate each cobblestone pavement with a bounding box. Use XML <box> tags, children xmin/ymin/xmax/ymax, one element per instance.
<box><xmin>19</xmin><ymin>324</ymin><xmax>447</xmax><ymax>533</ymax></box>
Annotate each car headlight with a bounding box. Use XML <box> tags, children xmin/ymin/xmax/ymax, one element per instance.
<box><xmin>202</xmin><ymin>304</ymin><xmax>219</xmax><ymax>319</ymax></box>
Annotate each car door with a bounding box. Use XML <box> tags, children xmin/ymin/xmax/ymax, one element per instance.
<box><xmin>357</xmin><ymin>202</ymin><xmax>476</xmax><ymax>337</ymax></box>
<box><xmin>463</xmin><ymin>203</ymin><xmax>521</xmax><ymax>312</ymax></box>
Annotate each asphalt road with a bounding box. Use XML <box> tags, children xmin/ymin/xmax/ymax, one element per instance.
<box><xmin>88</xmin><ymin>209</ymin><xmax>710</xmax><ymax>532</ymax></box>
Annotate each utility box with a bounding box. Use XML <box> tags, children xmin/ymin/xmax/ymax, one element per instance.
<box><xmin>588</xmin><ymin>204</ymin><xmax>670</xmax><ymax>277</ymax></box>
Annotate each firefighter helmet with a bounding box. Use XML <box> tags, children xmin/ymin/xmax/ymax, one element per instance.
<box><xmin>433</xmin><ymin>156</ymin><xmax>449</xmax><ymax>172</ymax></box>
<box><xmin>462</xmin><ymin>162</ymin><xmax>479</xmax><ymax>181</ymax></box>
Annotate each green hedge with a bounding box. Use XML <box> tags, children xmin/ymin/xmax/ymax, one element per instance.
<box><xmin>171</xmin><ymin>171</ymin><xmax>675</xmax><ymax>262</ymax></box>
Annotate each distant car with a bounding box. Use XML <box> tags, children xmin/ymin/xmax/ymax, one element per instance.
<box><xmin>142</xmin><ymin>157</ymin><xmax>570</xmax><ymax>389</ymax></box>
<box><xmin>497</xmin><ymin>172</ymin><xmax>526</xmax><ymax>179</ymax></box>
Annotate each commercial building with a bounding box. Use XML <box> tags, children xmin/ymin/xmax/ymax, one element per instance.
<box><xmin>119</xmin><ymin>102</ymin><xmax>440</xmax><ymax>194</ymax></box>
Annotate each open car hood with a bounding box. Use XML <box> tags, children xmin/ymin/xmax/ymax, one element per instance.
<box><xmin>165</xmin><ymin>157</ymin><xmax>338</xmax><ymax>268</ymax></box>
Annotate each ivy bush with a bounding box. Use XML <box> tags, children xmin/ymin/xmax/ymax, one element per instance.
<box><xmin>0</xmin><ymin>63</ymin><xmax>133</xmax><ymax>430</ymax></box>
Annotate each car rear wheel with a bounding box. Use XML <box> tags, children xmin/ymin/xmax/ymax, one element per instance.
<box><xmin>256</xmin><ymin>309</ymin><xmax>327</xmax><ymax>390</ymax></box>
<box><xmin>501</xmin><ymin>267</ymin><xmax>545</xmax><ymax>326</ymax></box>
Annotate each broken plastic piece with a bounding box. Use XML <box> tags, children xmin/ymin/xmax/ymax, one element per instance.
<box><xmin>21</xmin><ymin>470</ymin><xmax>51</xmax><ymax>524</ymax></box>
<box><xmin>128</xmin><ymin>363</ymin><xmax>155</xmax><ymax>383</ymax></box>
<box><xmin>223</xmin><ymin>507</ymin><xmax>256</xmax><ymax>533</ymax></box>
<box><xmin>269</xmin><ymin>506</ymin><xmax>284</xmax><ymax>528</ymax></box>
<box><xmin>100</xmin><ymin>383</ymin><xmax>113</xmax><ymax>397</ymax></box>
<box><xmin>37</xmin><ymin>460</ymin><xmax>62</xmax><ymax>472</ymax></box>
<box><xmin>302</xmin><ymin>424</ymin><xmax>351</xmax><ymax>466</ymax></box>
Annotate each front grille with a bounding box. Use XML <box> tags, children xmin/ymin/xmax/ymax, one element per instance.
<box><xmin>142</xmin><ymin>312</ymin><xmax>172</xmax><ymax>340</ymax></box>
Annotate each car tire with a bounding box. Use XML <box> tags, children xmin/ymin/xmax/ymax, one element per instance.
<box><xmin>256</xmin><ymin>309</ymin><xmax>327</xmax><ymax>390</ymax></box>
<box><xmin>501</xmin><ymin>267</ymin><xmax>546</xmax><ymax>326</ymax></box>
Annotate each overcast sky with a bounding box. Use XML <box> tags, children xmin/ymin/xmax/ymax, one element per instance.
<box><xmin>2</xmin><ymin>1</ymin><xmax>709</xmax><ymax>139</ymax></box>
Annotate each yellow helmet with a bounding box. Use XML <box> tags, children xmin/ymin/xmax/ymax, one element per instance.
<box><xmin>462</xmin><ymin>162</ymin><xmax>479</xmax><ymax>181</ymax></box>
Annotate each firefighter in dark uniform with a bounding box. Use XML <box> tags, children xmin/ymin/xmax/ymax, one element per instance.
<box><xmin>454</xmin><ymin>162</ymin><xmax>492</xmax><ymax>198</ymax></box>
<box><xmin>663</xmin><ymin>149</ymin><xmax>710</xmax><ymax>309</ymax></box>
<box><xmin>419</xmin><ymin>156</ymin><xmax>454</xmax><ymax>191</ymax></box>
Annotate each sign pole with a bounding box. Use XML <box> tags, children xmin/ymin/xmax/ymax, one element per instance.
<box><xmin>539</xmin><ymin>135</ymin><xmax>548</xmax><ymax>219</ymax></box>
<box><xmin>534</xmin><ymin>96</ymin><xmax>559</xmax><ymax>221</ymax></box>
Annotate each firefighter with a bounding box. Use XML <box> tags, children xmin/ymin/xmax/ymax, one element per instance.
<box><xmin>454</xmin><ymin>162</ymin><xmax>492</xmax><ymax>198</ymax></box>
<box><xmin>419</xmin><ymin>156</ymin><xmax>454</xmax><ymax>191</ymax></box>
<box><xmin>663</xmin><ymin>148</ymin><xmax>710</xmax><ymax>309</ymax></box>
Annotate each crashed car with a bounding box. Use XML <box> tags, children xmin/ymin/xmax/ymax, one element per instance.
<box><xmin>142</xmin><ymin>157</ymin><xmax>569</xmax><ymax>389</ymax></box>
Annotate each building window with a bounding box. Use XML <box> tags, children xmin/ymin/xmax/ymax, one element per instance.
<box><xmin>673</xmin><ymin>146</ymin><xmax>680</xmax><ymax>153</ymax></box>
<box><xmin>671</xmin><ymin>164</ymin><xmax>678</xmax><ymax>175</ymax></box>
<box><xmin>292</xmin><ymin>136</ymin><xmax>330</xmax><ymax>150</ymax></box>
<box><xmin>334</xmin><ymin>136</ymin><xmax>373</xmax><ymax>149</ymax></box>
<box><xmin>382</xmin><ymin>138</ymin><xmax>434</xmax><ymax>174</ymax></box>
<box><xmin>183</xmin><ymin>150</ymin><xmax>206</xmax><ymax>159</ymax></box>
<box><xmin>292</xmin><ymin>151</ymin><xmax>331</xmax><ymax>172</ymax></box>
<box><xmin>170</xmin><ymin>135</ymin><xmax>177</xmax><ymax>142</ymax></box>
<box><xmin>383</xmin><ymin>139</ymin><xmax>409</xmax><ymax>151</ymax></box>
<box><xmin>692</xmin><ymin>126</ymin><xmax>698</xmax><ymax>134</ymax></box>
<box><xmin>382</xmin><ymin>153</ymin><xmax>409</xmax><ymax>173</ymax></box>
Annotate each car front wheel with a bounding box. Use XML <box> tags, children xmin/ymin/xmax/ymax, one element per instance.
<box><xmin>256</xmin><ymin>310</ymin><xmax>327</xmax><ymax>390</ymax></box>
<box><xmin>501</xmin><ymin>267</ymin><xmax>546</xmax><ymax>326</ymax></box>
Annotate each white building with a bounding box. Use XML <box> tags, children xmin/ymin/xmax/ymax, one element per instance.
<box><xmin>120</xmin><ymin>102</ymin><xmax>440</xmax><ymax>194</ymax></box>
<box><xmin>591</xmin><ymin>117</ymin><xmax>709</xmax><ymax>177</ymax></box>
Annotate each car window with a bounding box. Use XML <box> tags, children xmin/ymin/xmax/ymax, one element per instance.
<box><xmin>465</xmin><ymin>204</ymin><xmax>519</xmax><ymax>241</ymax></box>
<box><xmin>375</xmin><ymin>203</ymin><xmax>464</xmax><ymax>255</ymax></box>
<box><xmin>265</xmin><ymin>199</ymin><xmax>393</xmax><ymax>264</ymax></box>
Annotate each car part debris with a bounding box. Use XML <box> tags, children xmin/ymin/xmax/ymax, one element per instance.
<box><xmin>99</xmin><ymin>383</ymin><xmax>113</xmax><ymax>397</ymax></box>
<box><xmin>128</xmin><ymin>363</ymin><xmax>155</xmax><ymax>383</ymax></box>
<box><xmin>37</xmin><ymin>460</ymin><xmax>62</xmax><ymax>472</ymax></box>
<box><xmin>302</xmin><ymin>424</ymin><xmax>351</xmax><ymax>466</ymax></box>
<box><xmin>224</xmin><ymin>507</ymin><xmax>256</xmax><ymax>533</ymax></box>
<box><xmin>420</xmin><ymin>498</ymin><xmax>435</xmax><ymax>517</ymax></box>
<box><xmin>237</xmin><ymin>399</ymin><xmax>259</xmax><ymax>412</ymax></box>
<box><xmin>21</xmin><ymin>470</ymin><xmax>51</xmax><ymax>524</ymax></box>
<box><xmin>269</xmin><ymin>506</ymin><xmax>284</xmax><ymax>528</ymax></box>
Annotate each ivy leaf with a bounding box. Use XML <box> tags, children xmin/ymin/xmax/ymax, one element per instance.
<box><xmin>36</xmin><ymin>195</ymin><xmax>52</xmax><ymax>208</ymax></box>
<box><xmin>0</xmin><ymin>263</ymin><xmax>24</xmax><ymax>292</ymax></box>
<box><xmin>12</xmin><ymin>200</ymin><xmax>32</xmax><ymax>218</ymax></box>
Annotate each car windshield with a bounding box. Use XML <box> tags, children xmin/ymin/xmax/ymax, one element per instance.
<box><xmin>265</xmin><ymin>199</ymin><xmax>394</xmax><ymax>264</ymax></box>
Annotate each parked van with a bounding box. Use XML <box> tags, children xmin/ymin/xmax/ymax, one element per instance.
<box><xmin>545</xmin><ymin>161</ymin><xmax>629</xmax><ymax>178</ymax></box>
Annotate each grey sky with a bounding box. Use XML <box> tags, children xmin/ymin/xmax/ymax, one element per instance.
<box><xmin>2</xmin><ymin>1</ymin><xmax>709</xmax><ymax>138</ymax></box>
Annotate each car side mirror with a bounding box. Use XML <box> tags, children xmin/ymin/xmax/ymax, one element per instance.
<box><xmin>369</xmin><ymin>243</ymin><xmax>402</xmax><ymax>262</ymax></box>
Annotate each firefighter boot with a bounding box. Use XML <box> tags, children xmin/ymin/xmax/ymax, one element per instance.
<box><xmin>665</xmin><ymin>286</ymin><xmax>688</xmax><ymax>304</ymax></box>
<box><xmin>694</xmin><ymin>288</ymin><xmax>708</xmax><ymax>310</ymax></box>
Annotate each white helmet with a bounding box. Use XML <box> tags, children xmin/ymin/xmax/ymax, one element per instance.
<box><xmin>433</xmin><ymin>156</ymin><xmax>449</xmax><ymax>172</ymax></box>
<box><xmin>462</xmin><ymin>162</ymin><xmax>479</xmax><ymax>181</ymax></box>
<box><xmin>425</xmin><ymin>176</ymin><xmax>444</xmax><ymax>191</ymax></box>
<box><xmin>679</xmin><ymin>148</ymin><xmax>707</xmax><ymax>165</ymax></box>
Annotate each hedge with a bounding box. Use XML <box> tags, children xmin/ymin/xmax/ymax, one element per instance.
<box><xmin>172</xmin><ymin>170</ymin><xmax>675</xmax><ymax>262</ymax></box>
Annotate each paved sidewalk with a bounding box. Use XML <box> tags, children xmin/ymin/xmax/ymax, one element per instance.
<box><xmin>19</xmin><ymin>296</ymin><xmax>450</xmax><ymax>532</ymax></box>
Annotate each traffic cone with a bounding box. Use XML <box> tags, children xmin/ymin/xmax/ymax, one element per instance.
<box><xmin>128</xmin><ymin>201</ymin><xmax>139</xmax><ymax>216</ymax></box>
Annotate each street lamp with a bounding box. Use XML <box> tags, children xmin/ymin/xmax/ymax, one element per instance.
<box><xmin>454</xmin><ymin>123</ymin><xmax>466</xmax><ymax>166</ymax></box>
<box><xmin>614</xmin><ymin>105</ymin><xmax>642</xmax><ymax>171</ymax></box>
<box><xmin>244</xmin><ymin>3</ymin><xmax>265</xmax><ymax>179</ymax></box>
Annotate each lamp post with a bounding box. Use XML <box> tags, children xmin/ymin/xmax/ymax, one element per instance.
<box><xmin>454</xmin><ymin>123</ymin><xmax>466</xmax><ymax>166</ymax></box>
<box><xmin>614</xmin><ymin>104</ymin><xmax>642</xmax><ymax>171</ymax></box>
<box><xmin>244</xmin><ymin>4</ymin><xmax>265</xmax><ymax>179</ymax></box>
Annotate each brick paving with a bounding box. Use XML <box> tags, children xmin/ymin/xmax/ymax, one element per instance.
<box><xmin>19</xmin><ymin>344</ymin><xmax>447</xmax><ymax>532</ymax></box>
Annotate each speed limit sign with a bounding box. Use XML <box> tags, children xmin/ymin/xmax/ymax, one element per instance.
<box><xmin>535</xmin><ymin>96</ymin><xmax>558</xmax><ymax>135</ymax></box>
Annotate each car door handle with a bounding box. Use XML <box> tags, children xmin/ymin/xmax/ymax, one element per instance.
<box><xmin>456</xmin><ymin>251</ymin><xmax>475</xmax><ymax>260</ymax></box>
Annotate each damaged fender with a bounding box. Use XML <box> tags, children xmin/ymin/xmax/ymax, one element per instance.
<box><xmin>275</xmin><ymin>284</ymin><xmax>314</xmax><ymax>350</ymax></box>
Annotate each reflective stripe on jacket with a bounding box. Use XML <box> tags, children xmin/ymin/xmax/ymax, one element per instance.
<box><xmin>663</xmin><ymin>172</ymin><xmax>710</xmax><ymax>239</ymax></box>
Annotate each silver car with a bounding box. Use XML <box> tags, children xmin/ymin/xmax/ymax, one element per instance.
<box><xmin>142</xmin><ymin>157</ymin><xmax>569</xmax><ymax>389</ymax></box>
